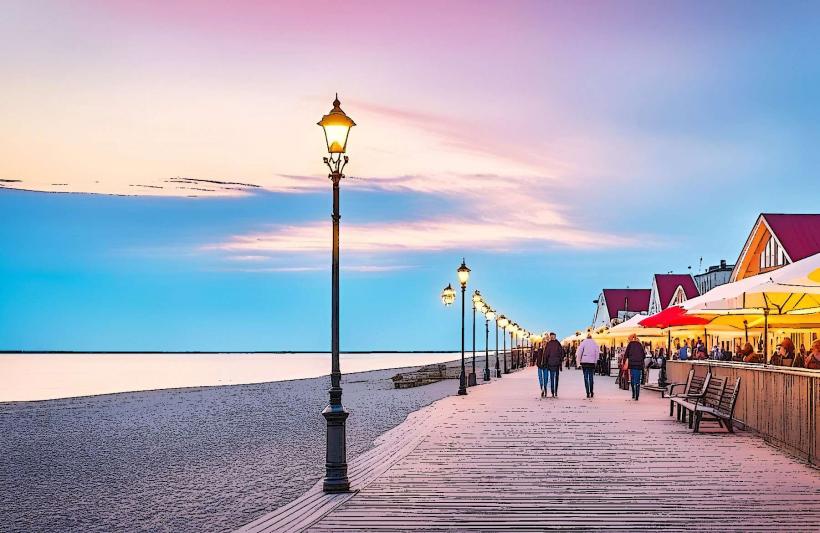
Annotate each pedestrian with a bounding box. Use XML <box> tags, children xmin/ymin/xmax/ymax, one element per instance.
<box><xmin>576</xmin><ymin>332</ymin><xmax>599</xmax><ymax>399</ymax></box>
<box><xmin>544</xmin><ymin>332</ymin><xmax>564</xmax><ymax>398</ymax></box>
<box><xmin>624</xmin><ymin>333</ymin><xmax>646</xmax><ymax>401</ymax></box>
<box><xmin>534</xmin><ymin>341</ymin><xmax>548</xmax><ymax>397</ymax></box>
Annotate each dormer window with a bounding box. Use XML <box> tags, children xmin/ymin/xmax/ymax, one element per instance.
<box><xmin>759</xmin><ymin>236</ymin><xmax>788</xmax><ymax>269</ymax></box>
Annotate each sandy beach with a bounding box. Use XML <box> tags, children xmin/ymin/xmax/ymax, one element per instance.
<box><xmin>0</xmin><ymin>356</ymin><xmax>489</xmax><ymax>532</ymax></box>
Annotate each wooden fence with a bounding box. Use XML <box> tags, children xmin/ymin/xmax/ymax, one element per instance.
<box><xmin>667</xmin><ymin>360</ymin><xmax>819</xmax><ymax>466</ymax></box>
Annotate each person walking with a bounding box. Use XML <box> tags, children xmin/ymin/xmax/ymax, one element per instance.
<box><xmin>576</xmin><ymin>332</ymin><xmax>599</xmax><ymax>399</ymax></box>
<box><xmin>534</xmin><ymin>341</ymin><xmax>548</xmax><ymax>397</ymax></box>
<box><xmin>544</xmin><ymin>332</ymin><xmax>564</xmax><ymax>398</ymax></box>
<box><xmin>624</xmin><ymin>333</ymin><xmax>646</xmax><ymax>401</ymax></box>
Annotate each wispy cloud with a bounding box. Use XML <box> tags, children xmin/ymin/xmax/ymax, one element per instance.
<box><xmin>208</xmin><ymin>214</ymin><xmax>643</xmax><ymax>257</ymax></box>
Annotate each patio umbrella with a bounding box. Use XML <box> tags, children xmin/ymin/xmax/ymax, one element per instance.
<box><xmin>684</xmin><ymin>253</ymin><xmax>820</xmax><ymax>360</ymax></box>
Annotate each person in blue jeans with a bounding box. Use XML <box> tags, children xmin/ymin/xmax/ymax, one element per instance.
<box><xmin>544</xmin><ymin>332</ymin><xmax>564</xmax><ymax>398</ymax></box>
<box><xmin>576</xmin><ymin>331</ymin><xmax>599</xmax><ymax>398</ymax></box>
<box><xmin>534</xmin><ymin>342</ymin><xmax>548</xmax><ymax>397</ymax></box>
<box><xmin>624</xmin><ymin>333</ymin><xmax>646</xmax><ymax>400</ymax></box>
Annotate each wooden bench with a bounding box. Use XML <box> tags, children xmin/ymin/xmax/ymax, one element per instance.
<box><xmin>674</xmin><ymin>376</ymin><xmax>726</xmax><ymax>429</ymax></box>
<box><xmin>668</xmin><ymin>370</ymin><xmax>709</xmax><ymax>421</ymax></box>
<box><xmin>664</xmin><ymin>368</ymin><xmax>694</xmax><ymax>400</ymax></box>
<box><xmin>693</xmin><ymin>377</ymin><xmax>741</xmax><ymax>433</ymax></box>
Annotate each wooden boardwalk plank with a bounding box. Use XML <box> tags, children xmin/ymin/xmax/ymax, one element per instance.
<box><xmin>239</xmin><ymin>367</ymin><xmax>820</xmax><ymax>532</ymax></box>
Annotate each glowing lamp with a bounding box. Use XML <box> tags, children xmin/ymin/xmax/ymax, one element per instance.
<box><xmin>318</xmin><ymin>94</ymin><xmax>356</xmax><ymax>154</ymax></box>
<box><xmin>440</xmin><ymin>284</ymin><xmax>456</xmax><ymax>306</ymax></box>
<box><xmin>457</xmin><ymin>259</ymin><xmax>471</xmax><ymax>287</ymax></box>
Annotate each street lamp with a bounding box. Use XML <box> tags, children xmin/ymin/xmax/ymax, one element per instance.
<box><xmin>498</xmin><ymin>315</ymin><xmax>510</xmax><ymax>373</ymax></box>
<box><xmin>484</xmin><ymin>307</ymin><xmax>495</xmax><ymax>381</ymax></box>
<box><xmin>493</xmin><ymin>313</ymin><xmax>501</xmax><ymax>378</ymax></box>
<box><xmin>470</xmin><ymin>290</ymin><xmax>481</xmax><ymax>387</ymax></box>
<box><xmin>317</xmin><ymin>94</ymin><xmax>355</xmax><ymax>493</ymax></box>
<box><xmin>440</xmin><ymin>284</ymin><xmax>455</xmax><ymax>306</ymax></box>
<box><xmin>457</xmin><ymin>259</ymin><xmax>470</xmax><ymax>395</ymax></box>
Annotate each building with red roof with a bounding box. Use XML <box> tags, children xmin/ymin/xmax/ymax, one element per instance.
<box><xmin>647</xmin><ymin>273</ymin><xmax>700</xmax><ymax>315</ymax></box>
<box><xmin>731</xmin><ymin>213</ymin><xmax>820</xmax><ymax>281</ymax></box>
<box><xmin>591</xmin><ymin>288</ymin><xmax>651</xmax><ymax>328</ymax></box>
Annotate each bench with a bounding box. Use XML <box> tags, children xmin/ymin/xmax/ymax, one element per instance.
<box><xmin>668</xmin><ymin>370</ymin><xmax>709</xmax><ymax>421</ymax></box>
<box><xmin>693</xmin><ymin>377</ymin><xmax>741</xmax><ymax>433</ymax></box>
<box><xmin>674</xmin><ymin>376</ymin><xmax>726</xmax><ymax>429</ymax></box>
<box><xmin>664</xmin><ymin>368</ymin><xmax>694</xmax><ymax>400</ymax></box>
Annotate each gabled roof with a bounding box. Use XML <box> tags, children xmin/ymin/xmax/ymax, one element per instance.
<box><xmin>601</xmin><ymin>288</ymin><xmax>651</xmax><ymax>320</ymax></box>
<box><xmin>653</xmin><ymin>274</ymin><xmax>700</xmax><ymax>308</ymax></box>
<box><xmin>732</xmin><ymin>213</ymin><xmax>820</xmax><ymax>281</ymax></box>
<box><xmin>763</xmin><ymin>213</ymin><xmax>820</xmax><ymax>262</ymax></box>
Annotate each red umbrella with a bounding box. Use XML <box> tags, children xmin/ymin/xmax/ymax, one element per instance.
<box><xmin>639</xmin><ymin>306</ymin><xmax>710</xmax><ymax>328</ymax></box>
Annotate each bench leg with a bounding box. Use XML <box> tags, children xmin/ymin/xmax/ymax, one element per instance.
<box><xmin>725</xmin><ymin>418</ymin><xmax>734</xmax><ymax>433</ymax></box>
<box><xmin>687</xmin><ymin>409</ymin><xmax>694</xmax><ymax>429</ymax></box>
<box><xmin>693</xmin><ymin>411</ymin><xmax>702</xmax><ymax>433</ymax></box>
<box><xmin>670</xmin><ymin>400</ymin><xmax>674</xmax><ymax>417</ymax></box>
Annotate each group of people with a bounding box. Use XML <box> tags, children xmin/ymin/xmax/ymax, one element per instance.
<box><xmin>673</xmin><ymin>337</ymin><xmax>820</xmax><ymax>369</ymax></box>
<box><xmin>534</xmin><ymin>332</ymin><xmax>643</xmax><ymax>400</ymax></box>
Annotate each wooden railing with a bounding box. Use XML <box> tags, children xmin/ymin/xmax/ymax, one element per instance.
<box><xmin>667</xmin><ymin>360</ymin><xmax>819</xmax><ymax>466</ymax></box>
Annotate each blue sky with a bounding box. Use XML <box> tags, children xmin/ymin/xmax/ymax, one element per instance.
<box><xmin>1</xmin><ymin>1</ymin><xmax>819</xmax><ymax>350</ymax></box>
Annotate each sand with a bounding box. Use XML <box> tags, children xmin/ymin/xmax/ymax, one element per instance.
<box><xmin>0</xmin><ymin>358</ymin><xmax>489</xmax><ymax>533</ymax></box>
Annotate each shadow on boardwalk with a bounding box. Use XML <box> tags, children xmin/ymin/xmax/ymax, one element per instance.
<box><xmin>239</xmin><ymin>367</ymin><xmax>820</xmax><ymax>532</ymax></box>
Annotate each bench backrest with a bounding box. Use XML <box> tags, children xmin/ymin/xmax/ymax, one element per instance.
<box><xmin>717</xmin><ymin>377</ymin><xmax>741</xmax><ymax>416</ymax></box>
<box><xmin>680</xmin><ymin>368</ymin><xmax>695</xmax><ymax>392</ymax></box>
<box><xmin>700</xmin><ymin>376</ymin><xmax>726</xmax><ymax>408</ymax></box>
<box><xmin>688</xmin><ymin>374</ymin><xmax>707</xmax><ymax>395</ymax></box>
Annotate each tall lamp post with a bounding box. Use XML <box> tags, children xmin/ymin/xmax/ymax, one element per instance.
<box><xmin>498</xmin><ymin>315</ymin><xmax>509</xmax><ymax>373</ymax></box>
<box><xmin>494</xmin><ymin>313</ymin><xmax>501</xmax><ymax>378</ymax></box>
<box><xmin>484</xmin><ymin>308</ymin><xmax>495</xmax><ymax>381</ymax></box>
<box><xmin>317</xmin><ymin>94</ymin><xmax>355</xmax><ymax>493</ymax></box>
<box><xmin>457</xmin><ymin>260</ymin><xmax>471</xmax><ymax>395</ymax></box>
<box><xmin>470</xmin><ymin>291</ymin><xmax>481</xmax><ymax>387</ymax></box>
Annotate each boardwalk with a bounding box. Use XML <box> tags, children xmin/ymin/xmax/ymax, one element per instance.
<box><xmin>239</xmin><ymin>367</ymin><xmax>820</xmax><ymax>532</ymax></box>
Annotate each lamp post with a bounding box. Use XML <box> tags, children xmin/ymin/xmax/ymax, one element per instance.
<box><xmin>494</xmin><ymin>314</ymin><xmax>501</xmax><ymax>378</ymax></box>
<box><xmin>457</xmin><ymin>260</ymin><xmax>471</xmax><ymax>395</ymax></box>
<box><xmin>470</xmin><ymin>291</ymin><xmax>481</xmax><ymax>387</ymax></box>
<box><xmin>317</xmin><ymin>94</ymin><xmax>355</xmax><ymax>493</ymax></box>
<box><xmin>507</xmin><ymin>324</ymin><xmax>515</xmax><ymax>372</ymax></box>
<box><xmin>498</xmin><ymin>315</ymin><xmax>509</xmax><ymax>373</ymax></box>
<box><xmin>484</xmin><ymin>308</ymin><xmax>495</xmax><ymax>381</ymax></box>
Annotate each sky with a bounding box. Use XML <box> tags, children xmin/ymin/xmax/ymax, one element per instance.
<box><xmin>1</xmin><ymin>0</ymin><xmax>819</xmax><ymax>351</ymax></box>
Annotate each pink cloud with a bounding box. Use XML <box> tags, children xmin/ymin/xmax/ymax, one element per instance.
<box><xmin>208</xmin><ymin>214</ymin><xmax>643</xmax><ymax>257</ymax></box>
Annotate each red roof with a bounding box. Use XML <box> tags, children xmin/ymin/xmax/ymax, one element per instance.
<box><xmin>653</xmin><ymin>274</ymin><xmax>700</xmax><ymax>308</ymax></box>
<box><xmin>764</xmin><ymin>214</ymin><xmax>820</xmax><ymax>262</ymax></box>
<box><xmin>602</xmin><ymin>289</ymin><xmax>651</xmax><ymax>320</ymax></box>
<box><xmin>639</xmin><ymin>306</ymin><xmax>710</xmax><ymax>328</ymax></box>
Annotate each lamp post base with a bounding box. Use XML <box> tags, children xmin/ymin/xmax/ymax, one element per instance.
<box><xmin>483</xmin><ymin>368</ymin><xmax>491</xmax><ymax>381</ymax></box>
<box><xmin>467</xmin><ymin>372</ymin><xmax>477</xmax><ymax>387</ymax></box>
<box><xmin>458</xmin><ymin>370</ymin><xmax>468</xmax><ymax>395</ymax></box>
<box><xmin>322</xmin><ymin>403</ymin><xmax>350</xmax><ymax>493</ymax></box>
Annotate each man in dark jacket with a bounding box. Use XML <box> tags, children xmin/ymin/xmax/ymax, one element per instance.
<box><xmin>624</xmin><ymin>334</ymin><xmax>646</xmax><ymax>400</ymax></box>
<box><xmin>544</xmin><ymin>332</ymin><xmax>564</xmax><ymax>398</ymax></box>
<box><xmin>534</xmin><ymin>343</ymin><xmax>548</xmax><ymax>397</ymax></box>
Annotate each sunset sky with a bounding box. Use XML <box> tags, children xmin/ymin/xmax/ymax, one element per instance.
<box><xmin>2</xmin><ymin>1</ymin><xmax>819</xmax><ymax>350</ymax></box>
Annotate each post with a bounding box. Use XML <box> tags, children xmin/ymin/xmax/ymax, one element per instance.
<box><xmin>470</xmin><ymin>302</ymin><xmax>477</xmax><ymax>386</ymax></box>
<box><xmin>503</xmin><ymin>330</ymin><xmax>509</xmax><ymax>373</ymax></box>
<box><xmin>495</xmin><ymin>321</ymin><xmax>501</xmax><ymax>378</ymax></box>
<box><xmin>763</xmin><ymin>308</ymin><xmax>769</xmax><ymax>364</ymax></box>
<box><xmin>322</xmin><ymin>172</ymin><xmax>349</xmax><ymax>493</ymax></box>
<box><xmin>459</xmin><ymin>284</ymin><xmax>468</xmax><ymax>395</ymax></box>
<box><xmin>483</xmin><ymin>318</ymin><xmax>491</xmax><ymax>381</ymax></box>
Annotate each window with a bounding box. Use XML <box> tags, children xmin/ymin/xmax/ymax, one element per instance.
<box><xmin>759</xmin><ymin>236</ymin><xmax>789</xmax><ymax>269</ymax></box>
